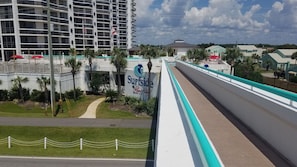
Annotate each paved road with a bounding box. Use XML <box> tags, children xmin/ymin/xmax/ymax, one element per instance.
<box><xmin>0</xmin><ymin>117</ymin><xmax>154</xmax><ymax>128</ymax></box>
<box><xmin>0</xmin><ymin>156</ymin><xmax>154</xmax><ymax>167</ymax></box>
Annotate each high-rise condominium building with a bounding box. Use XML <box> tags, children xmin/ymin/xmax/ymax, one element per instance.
<box><xmin>0</xmin><ymin>0</ymin><xmax>136</xmax><ymax>61</ymax></box>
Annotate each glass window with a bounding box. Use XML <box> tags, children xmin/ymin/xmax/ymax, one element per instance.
<box><xmin>1</xmin><ymin>21</ymin><xmax>14</xmax><ymax>33</ymax></box>
<box><xmin>0</xmin><ymin>6</ymin><xmax>13</xmax><ymax>19</ymax></box>
<box><xmin>3</xmin><ymin>36</ymin><xmax>15</xmax><ymax>48</ymax></box>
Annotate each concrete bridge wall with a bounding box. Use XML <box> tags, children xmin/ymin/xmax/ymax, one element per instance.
<box><xmin>176</xmin><ymin>61</ymin><xmax>297</xmax><ymax>166</ymax></box>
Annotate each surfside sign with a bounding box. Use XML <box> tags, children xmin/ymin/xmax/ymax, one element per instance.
<box><xmin>125</xmin><ymin>64</ymin><xmax>159</xmax><ymax>100</ymax></box>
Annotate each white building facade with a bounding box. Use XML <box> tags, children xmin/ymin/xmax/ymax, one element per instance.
<box><xmin>0</xmin><ymin>57</ymin><xmax>162</xmax><ymax>99</ymax></box>
<box><xmin>0</xmin><ymin>0</ymin><xmax>136</xmax><ymax>61</ymax></box>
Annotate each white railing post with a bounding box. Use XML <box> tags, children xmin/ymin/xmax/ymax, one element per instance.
<box><xmin>44</xmin><ymin>137</ymin><xmax>47</xmax><ymax>149</ymax></box>
<box><xmin>80</xmin><ymin>138</ymin><xmax>83</xmax><ymax>150</ymax></box>
<box><xmin>115</xmin><ymin>139</ymin><xmax>118</xmax><ymax>151</ymax></box>
<box><xmin>151</xmin><ymin>139</ymin><xmax>155</xmax><ymax>152</ymax></box>
<box><xmin>8</xmin><ymin>136</ymin><xmax>11</xmax><ymax>149</ymax></box>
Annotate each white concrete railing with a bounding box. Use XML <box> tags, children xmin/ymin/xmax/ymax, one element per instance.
<box><xmin>155</xmin><ymin>60</ymin><xmax>203</xmax><ymax>167</ymax></box>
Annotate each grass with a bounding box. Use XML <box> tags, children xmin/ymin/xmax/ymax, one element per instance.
<box><xmin>0</xmin><ymin>126</ymin><xmax>154</xmax><ymax>159</ymax></box>
<box><xmin>0</xmin><ymin>95</ymin><xmax>152</xmax><ymax>119</ymax></box>
<box><xmin>0</xmin><ymin>96</ymin><xmax>155</xmax><ymax>158</ymax></box>
<box><xmin>0</xmin><ymin>95</ymin><xmax>100</xmax><ymax>118</ymax></box>
<box><xmin>97</xmin><ymin>102</ymin><xmax>150</xmax><ymax>119</ymax></box>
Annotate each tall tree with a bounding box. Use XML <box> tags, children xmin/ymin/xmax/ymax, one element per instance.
<box><xmin>84</xmin><ymin>48</ymin><xmax>95</xmax><ymax>81</ymax></box>
<box><xmin>140</xmin><ymin>45</ymin><xmax>158</xmax><ymax>59</ymax></box>
<box><xmin>223</xmin><ymin>48</ymin><xmax>243</xmax><ymax>75</ymax></box>
<box><xmin>110</xmin><ymin>47</ymin><xmax>127</xmax><ymax>97</ymax></box>
<box><xmin>166</xmin><ymin>47</ymin><xmax>174</xmax><ymax>57</ymax></box>
<box><xmin>291</xmin><ymin>52</ymin><xmax>297</xmax><ymax>64</ymax></box>
<box><xmin>69</xmin><ymin>48</ymin><xmax>77</xmax><ymax>57</ymax></box>
<box><xmin>252</xmin><ymin>53</ymin><xmax>261</xmax><ymax>64</ymax></box>
<box><xmin>11</xmin><ymin>76</ymin><xmax>29</xmax><ymax>103</ymax></box>
<box><xmin>36</xmin><ymin>76</ymin><xmax>51</xmax><ymax>114</ymax></box>
<box><xmin>65</xmin><ymin>58</ymin><xmax>82</xmax><ymax>101</ymax></box>
<box><xmin>187</xmin><ymin>48</ymin><xmax>207</xmax><ymax>63</ymax></box>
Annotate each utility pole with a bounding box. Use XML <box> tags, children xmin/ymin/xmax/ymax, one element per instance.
<box><xmin>47</xmin><ymin>0</ymin><xmax>55</xmax><ymax>117</ymax></box>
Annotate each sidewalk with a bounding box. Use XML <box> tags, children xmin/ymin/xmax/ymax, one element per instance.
<box><xmin>79</xmin><ymin>97</ymin><xmax>105</xmax><ymax>119</ymax></box>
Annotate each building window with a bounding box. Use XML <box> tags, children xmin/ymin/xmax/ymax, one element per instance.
<box><xmin>19</xmin><ymin>21</ymin><xmax>35</xmax><ymax>29</ymax></box>
<box><xmin>1</xmin><ymin>21</ymin><xmax>14</xmax><ymax>33</ymax></box>
<box><xmin>3</xmin><ymin>36</ymin><xmax>15</xmax><ymax>48</ymax></box>
<box><xmin>0</xmin><ymin>6</ymin><xmax>13</xmax><ymax>19</ymax></box>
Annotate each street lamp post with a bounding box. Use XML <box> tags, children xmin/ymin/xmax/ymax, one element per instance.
<box><xmin>147</xmin><ymin>57</ymin><xmax>152</xmax><ymax>100</ymax></box>
<box><xmin>47</xmin><ymin>0</ymin><xmax>55</xmax><ymax>117</ymax></box>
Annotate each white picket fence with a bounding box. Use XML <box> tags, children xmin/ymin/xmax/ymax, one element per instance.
<box><xmin>0</xmin><ymin>136</ymin><xmax>154</xmax><ymax>151</ymax></box>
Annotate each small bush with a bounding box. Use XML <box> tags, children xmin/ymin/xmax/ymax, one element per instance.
<box><xmin>123</xmin><ymin>96</ymin><xmax>158</xmax><ymax>116</ymax></box>
<box><xmin>8</xmin><ymin>87</ymin><xmax>30</xmax><ymax>102</ymax></box>
<box><xmin>0</xmin><ymin>90</ymin><xmax>8</xmax><ymax>101</ymax></box>
<box><xmin>105</xmin><ymin>89</ymin><xmax>118</xmax><ymax>102</ymax></box>
<box><xmin>65</xmin><ymin>88</ymin><xmax>82</xmax><ymax>100</ymax></box>
<box><xmin>30</xmin><ymin>89</ymin><xmax>43</xmax><ymax>102</ymax></box>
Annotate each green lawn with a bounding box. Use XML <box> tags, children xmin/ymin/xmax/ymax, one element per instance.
<box><xmin>0</xmin><ymin>126</ymin><xmax>154</xmax><ymax>159</ymax></box>
<box><xmin>97</xmin><ymin>102</ymin><xmax>147</xmax><ymax>119</ymax></box>
<box><xmin>0</xmin><ymin>96</ymin><xmax>155</xmax><ymax>158</ymax></box>
<box><xmin>0</xmin><ymin>96</ymin><xmax>152</xmax><ymax>119</ymax></box>
<box><xmin>0</xmin><ymin>95</ymin><xmax>100</xmax><ymax>118</ymax></box>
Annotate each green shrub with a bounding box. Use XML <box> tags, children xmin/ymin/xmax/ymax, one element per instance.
<box><xmin>0</xmin><ymin>90</ymin><xmax>8</xmax><ymax>101</ymax></box>
<box><xmin>65</xmin><ymin>88</ymin><xmax>82</xmax><ymax>100</ymax></box>
<box><xmin>8</xmin><ymin>87</ymin><xmax>30</xmax><ymax>101</ymax></box>
<box><xmin>30</xmin><ymin>89</ymin><xmax>43</xmax><ymax>102</ymax></box>
<box><xmin>105</xmin><ymin>89</ymin><xmax>118</xmax><ymax>102</ymax></box>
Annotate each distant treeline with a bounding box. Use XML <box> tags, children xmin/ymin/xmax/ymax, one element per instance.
<box><xmin>196</xmin><ymin>43</ymin><xmax>297</xmax><ymax>49</ymax></box>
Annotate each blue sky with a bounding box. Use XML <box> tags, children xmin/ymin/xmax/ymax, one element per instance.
<box><xmin>134</xmin><ymin>0</ymin><xmax>297</xmax><ymax>45</ymax></box>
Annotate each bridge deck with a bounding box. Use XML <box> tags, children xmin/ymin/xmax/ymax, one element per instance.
<box><xmin>171</xmin><ymin>66</ymin><xmax>292</xmax><ymax>167</ymax></box>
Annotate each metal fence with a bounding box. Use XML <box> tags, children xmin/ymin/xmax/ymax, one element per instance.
<box><xmin>0</xmin><ymin>136</ymin><xmax>154</xmax><ymax>151</ymax></box>
<box><xmin>0</xmin><ymin>62</ymin><xmax>68</xmax><ymax>74</ymax></box>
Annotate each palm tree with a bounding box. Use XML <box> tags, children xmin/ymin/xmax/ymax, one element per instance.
<box><xmin>187</xmin><ymin>48</ymin><xmax>207</xmax><ymax>63</ymax></box>
<box><xmin>110</xmin><ymin>47</ymin><xmax>127</xmax><ymax>97</ymax></box>
<box><xmin>291</xmin><ymin>52</ymin><xmax>297</xmax><ymax>64</ymax></box>
<box><xmin>65</xmin><ymin>58</ymin><xmax>82</xmax><ymax>101</ymax></box>
<box><xmin>224</xmin><ymin>48</ymin><xmax>243</xmax><ymax>75</ymax></box>
<box><xmin>84</xmin><ymin>48</ymin><xmax>95</xmax><ymax>81</ymax></box>
<box><xmin>69</xmin><ymin>48</ymin><xmax>77</xmax><ymax>57</ymax></box>
<box><xmin>36</xmin><ymin>76</ymin><xmax>51</xmax><ymax>114</ymax></box>
<box><xmin>140</xmin><ymin>45</ymin><xmax>159</xmax><ymax>59</ymax></box>
<box><xmin>166</xmin><ymin>47</ymin><xmax>174</xmax><ymax>57</ymax></box>
<box><xmin>11</xmin><ymin>76</ymin><xmax>29</xmax><ymax>103</ymax></box>
<box><xmin>252</xmin><ymin>53</ymin><xmax>260</xmax><ymax>64</ymax></box>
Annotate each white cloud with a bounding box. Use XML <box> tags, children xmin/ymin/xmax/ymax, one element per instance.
<box><xmin>183</xmin><ymin>0</ymin><xmax>266</xmax><ymax>31</ymax></box>
<box><xmin>135</xmin><ymin>0</ymin><xmax>154</xmax><ymax>18</ymax></box>
<box><xmin>272</xmin><ymin>1</ymin><xmax>284</xmax><ymax>12</ymax></box>
<box><xmin>134</xmin><ymin>0</ymin><xmax>297</xmax><ymax>45</ymax></box>
<box><xmin>266</xmin><ymin>0</ymin><xmax>297</xmax><ymax>30</ymax></box>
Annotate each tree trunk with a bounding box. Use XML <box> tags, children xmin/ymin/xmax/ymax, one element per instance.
<box><xmin>19</xmin><ymin>84</ymin><xmax>24</xmax><ymax>103</ymax></box>
<box><xmin>89</xmin><ymin>63</ymin><xmax>92</xmax><ymax>81</ymax></box>
<box><xmin>117</xmin><ymin>69</ymin><xmax>121</xmax><ymax>96</ymax></box>
<box><xmin>72</xmin><ymin>74</ymin><xmax>76</xmax><ymax>101</ymax></box>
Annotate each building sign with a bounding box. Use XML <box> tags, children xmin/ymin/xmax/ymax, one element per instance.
<box><xmin>125</xmin><ymin>64</ymin><xmax>159</xmax><ymax>100</ymax></box>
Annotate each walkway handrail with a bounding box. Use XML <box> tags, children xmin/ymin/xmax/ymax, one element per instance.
<box><xmin>166</xmin><ymin>61</ymin><xmax>224</xmax><ymax>167</ymax></box>
<box><xmin>182</xmin><ymin>61</ymin><xmax>297</xmax><ymax>109</ymax></box>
